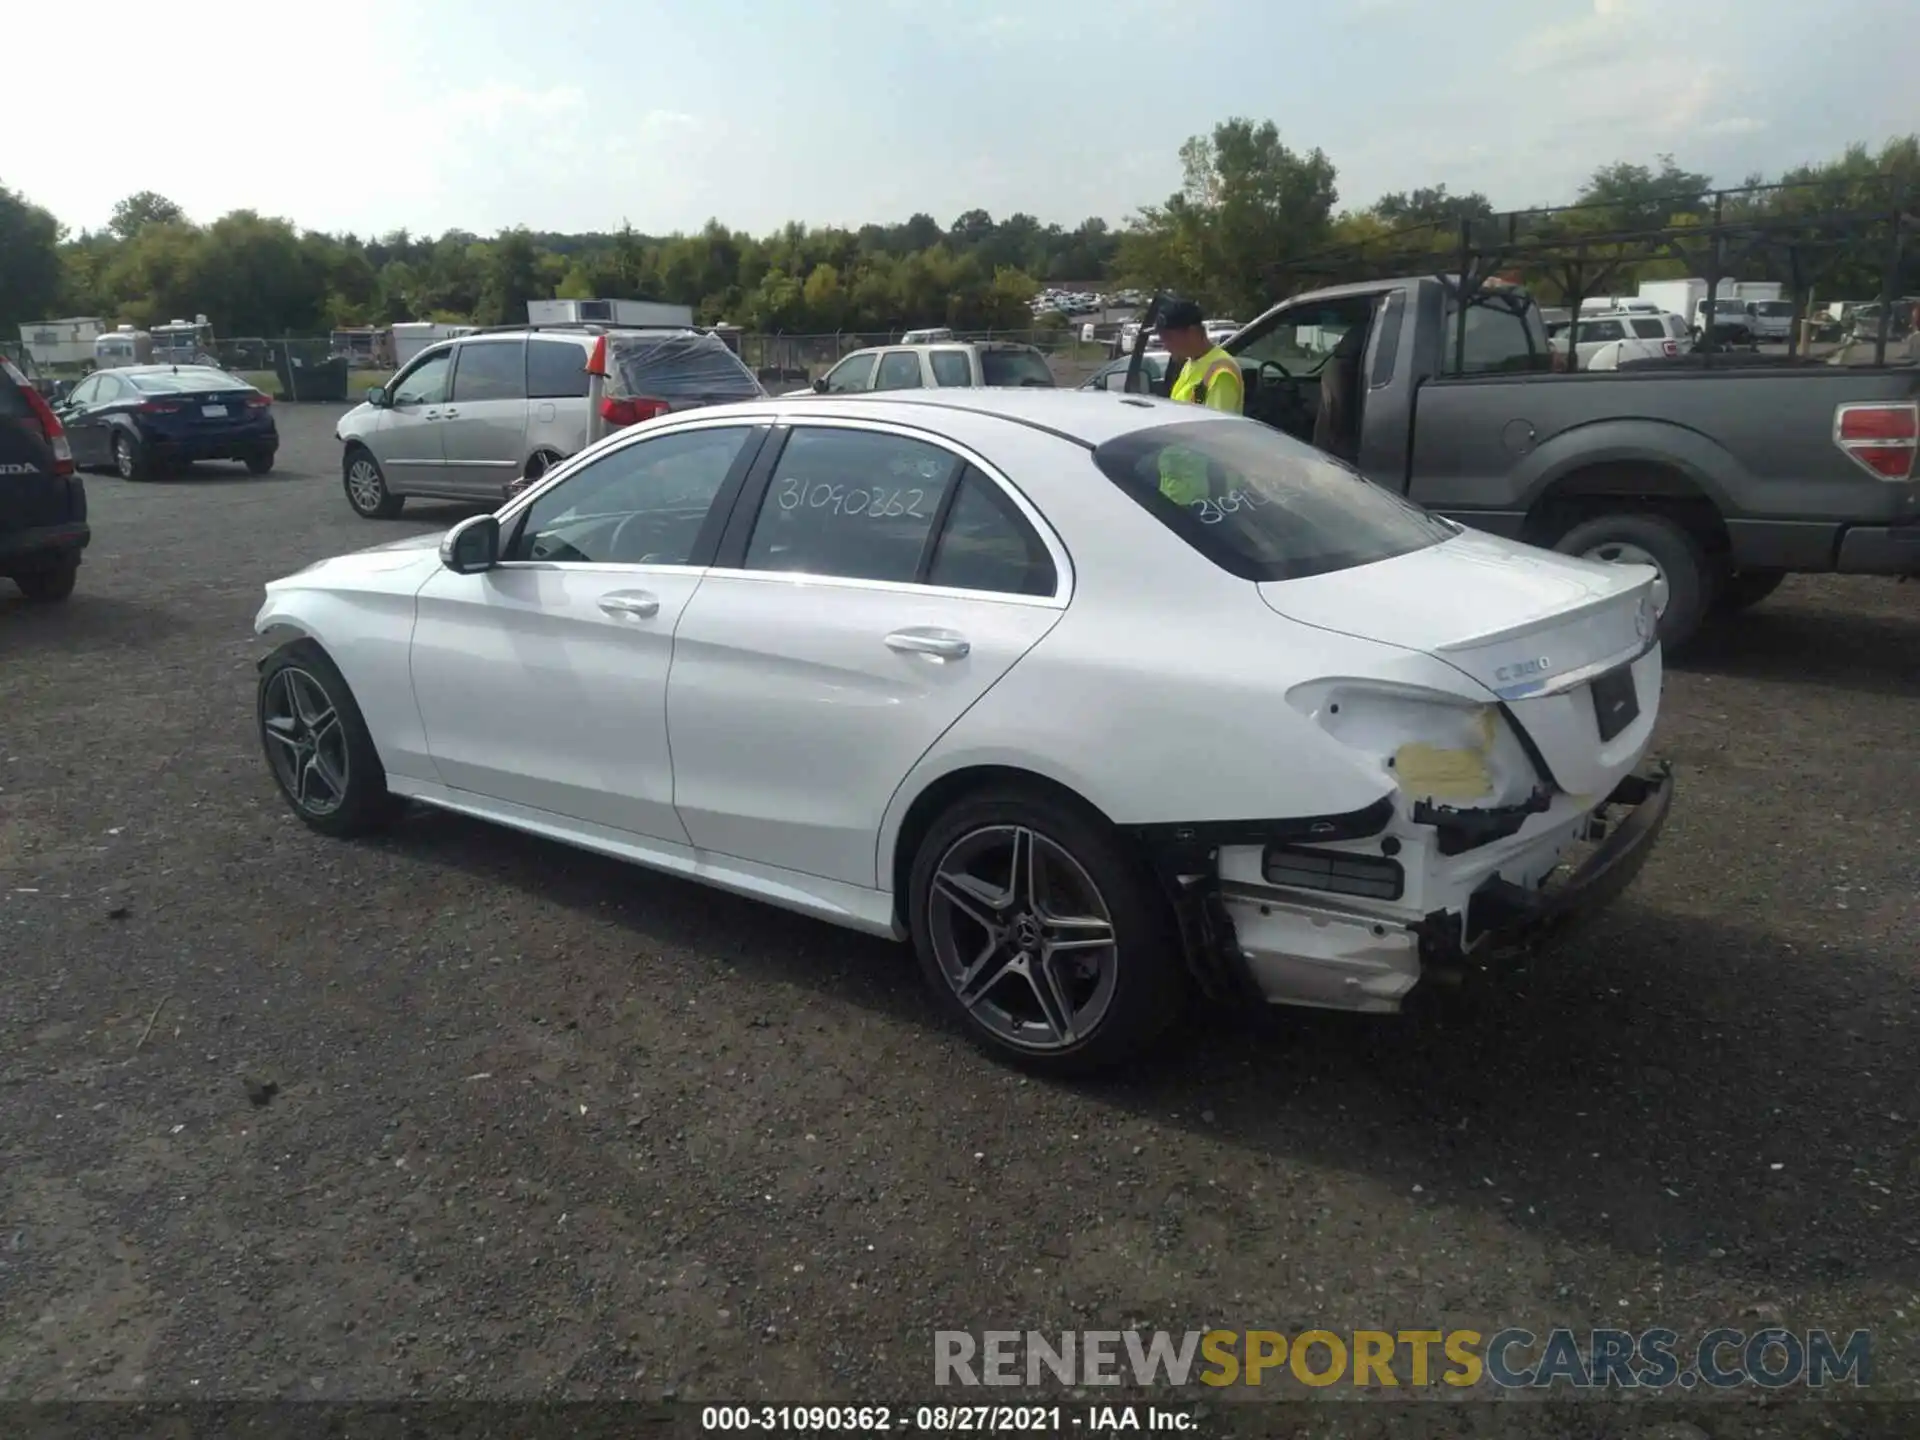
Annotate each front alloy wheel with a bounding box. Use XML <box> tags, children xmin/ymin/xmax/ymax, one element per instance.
<box><xmin>260</xmin><ymin>665</ymin><xmax>351</xmax><ymax>818</ymax></box>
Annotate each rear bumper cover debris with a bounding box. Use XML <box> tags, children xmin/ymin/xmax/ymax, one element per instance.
<box><xmin>1138</xmin><ymin>762</ymin><xmax>1674</xmax><ymax>1012</ymax></box>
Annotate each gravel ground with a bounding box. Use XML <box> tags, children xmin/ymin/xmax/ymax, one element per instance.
<box><xmin>1</xmin><ymin>403</ymin><xmax>1916</xmax><ymax>1437</ymax></box>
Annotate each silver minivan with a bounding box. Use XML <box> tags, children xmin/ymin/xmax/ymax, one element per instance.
<box><xmin>335</xmin><ymin>328</ymin><xmax>763</xmax><ymax>518</ymax></box>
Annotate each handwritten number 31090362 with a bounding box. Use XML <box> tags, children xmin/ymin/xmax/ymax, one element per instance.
<box><xmin>776</xmin><ymin>477</ymin><xmax>929</xmax><ymax>519</ymax></box>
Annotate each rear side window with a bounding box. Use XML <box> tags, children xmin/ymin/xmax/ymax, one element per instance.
<box><xmin>929</xmin><ymin>350</ymin><xmax>972</xmax><ymax>387</ymax></box>
<box><xmin>1092</xmin><ymin>419</ymin><xmax>1454</xmax><ymax>582</ymax></box>
<box><xmin>1629</xmin><ymin>318</ymin><xmax>1666</xmax><ymax>339</ymax></box>
<box><xmin>874</xmin><ymin>352</ymin><xmax>922</xmax><ymax>390</ymax></box>
<box><xmin>744</xmin><ymin>427</ymin><xmax>959</xmax><ymax>582</ymax></box>
<box><xmin>1445</xmin><ymin>297</ymin><xmax>1550</xmax><ymax>374</ymax></box>
<box><xmin>528</xmin><ymin>338</ymin><xmax>590</xmax><ymax>399</ymax></box>
<box><xmin>451</xmin><ymin>340</ymin><xmax>527</xmax><ymax>402</ymax></box>
<box><xmin>926</xmin><ymin>468</ymin><xmax>1056</xmax><ymax>597</ymax></box>
<box><xmin>980</xmin><ymin>349</ymin><xmax>1054</xmax><ymax>387</ymax></box>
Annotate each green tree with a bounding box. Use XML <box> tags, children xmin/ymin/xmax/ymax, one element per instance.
<box><xmin>108</xmin><ymin>190</ymin><xmax>185</xmax><ymax>241</ymax></box>
<box><xmin>0</xmin><ymin>183</ymin><xmax>65</xmax><ymax>330</ymax></box>
<box><xmin>1371</xmin><ymin>185</ymin><xmax>1493</xmax><ymax>228</ymax></box>
<box><xmin>1118</xmin><ymin>118</ymin><xmax>1338</xmax><ymax>316</ymax></box>
<box><xmin>476</xmin><ymin>227</ymin><xmax>546</xmax><ymax>325</ymax></box>
<box><xmin>801</xmin><ymin>262</ymin><xmax>847</xmax><ymax>330</ymax></box>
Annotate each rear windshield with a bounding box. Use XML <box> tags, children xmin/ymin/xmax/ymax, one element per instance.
<box><xmin>1092</xmin><ymin>419</ymin><xmax>1455</xmax><ymax>582</ymax></box>
<box><xmin>606</xmin><ymin>333</ymin><xmax>765</xmax><ymax>404</ymax></box>
<box><xmin>979</xmin><ymin>349</ymin><xmax>1055</xmax><ymax>388</ymax></box>
<box><xmin>0</xmin><ymin>361</ymin><xmax>30</xmax><ymax>416</ymax></box>
<box><xmin>1753</xmin><ymin>301</ymin><xmax>1794</xmax><ymax>316</ymax></box>
<box><xmin>127</xmin><ymin>368</ymin><xmax>246</xmax><ymax>392</ymax></box>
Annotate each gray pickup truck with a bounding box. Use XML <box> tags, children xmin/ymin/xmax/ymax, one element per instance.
<box><xmin>1141</xmin><ymin>276</ymin><xmax>1920</xmax><ymax>643</ymax></box>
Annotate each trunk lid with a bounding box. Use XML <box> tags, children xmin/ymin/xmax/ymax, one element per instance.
<box><xmin>1259</xmin><ymin>529</ymin><xmax>1660</xmax><ymax>796</ymax></box>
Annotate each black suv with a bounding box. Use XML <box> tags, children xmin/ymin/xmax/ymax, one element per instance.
<box><xmin>1</xmin><ymin>357</ymin><xmax>89</xmax><ymax>601</ymax></box>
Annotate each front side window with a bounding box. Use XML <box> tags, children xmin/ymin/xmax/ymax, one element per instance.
<box><xmin>1092</xmin><ymin>419</ymin><xmax>1454</xmax><ymax>583</ymax></box>
<box><xmin>451</xmin><ymin>339</ymin><xmax>527</xmax><ymax>402</ymax></box>
<box><xmin>744</xmin><ymin>427</ymin><xmax>959</xmax><ymax>583</ymax></box>
<box><xmin>1235</xmin><ymin>299</ymin><xmax>1374</xmax><ymax>376</ymax></box>
<box><xmin>979</xmin><ymin>348</ymin><xmax>1055</xmax><ymax>387</ymax></box>
<box><xmin>873</xmin><ymin>352</ymin><xmax>923</xmax><ymax>390</ymax></box>
<box><xmin>823</xmin><ymin>353</ymin><xmax>875</xmax><ymax>392</ymax></box>
<box><xmin>929</xmin><ymin>350</ymin><xmax>973</xmax><ymax>387</ymax></box>
<box><xmin>506</xmin><ymin>425</ymin><xmax>755</xmax><ymax>565</ymax></box>
<box><xmin>527</xmin><ymin>338</ymin><xmax>591</xmax><ymax>399</ymax></box>
<box><xmin>390</xmin><ymin>351</ymin><xmax>452</xmax><ymax>406</ymax></box>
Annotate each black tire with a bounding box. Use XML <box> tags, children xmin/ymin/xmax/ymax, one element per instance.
<box><xmin>1713</xmin><ymin>569</ymin><xmax>1786</xmax><ymax>614</ymax></box>
<box><xmin>906</xmin><ymin>785</ymin><xmax>1186</xmax><ymax>1074</ymax></box>
<box><xmin>1553</xmin><ymin>511</ymin><xmax>1713</xmax><ymax>649</ymax></box>
<box><xmin>112</xmin><ymin>430</ymin><xmax>148</xmax><ymax>482</ymax></box>
<box><xmin>12</xmin><ymin>556</ymin><xmax>79</xmax><ymax>602</ymax></box>
<box><xmin>245</xmin><ymin>451</ymin><xmax>276</xmax><ymax>475</ymax></box>
<box><xmin>256</xmin><ymin>638</ymin><xmax>399</xmax><ymax>837</ymax></box>
<box><xmin>342</xmin><ymin>445</ymin><xmax>403</xmax><ymax>519</ymax></box>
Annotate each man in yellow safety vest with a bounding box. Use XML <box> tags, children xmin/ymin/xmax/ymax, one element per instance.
<box><xmin>1154</xmin><ymin>299</ymin><xmax>1243</xmax><ymax>506</ymax></box>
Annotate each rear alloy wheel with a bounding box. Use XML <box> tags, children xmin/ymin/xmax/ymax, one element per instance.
<box><xmin>113</xmin><ymin>432</ymin><xmax>148</xmax><ymax>481</ymax></box>
<box><xmin>908</xmin><ymin>789</ymin><xmax>1185</xmax><ymax>1073</ymax></box>
<box><xmin>1554</xmin><ymin>511</ymin><xmax>1712</xmax><ymax>649</ymax></box>
<box><xmin>13</xmin><ymin>556</ymin><xmax>78</xmax><ymax>602</ymax></box>
<box><xmin>343</xmin><ymin>448</ymin><xmax>402</xmax><ymax>518</ymax></box>
<box><xmin>257</xmin><ymin>640</ymin><xmax>397</xmax><ymax>836</ymax></box>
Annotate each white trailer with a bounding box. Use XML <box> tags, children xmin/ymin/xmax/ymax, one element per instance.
<box><xmin>527</xmin><ymin>298</ymin><xmax>695</xmax><ymax>328</ymax></box>
<box><xmin>17</xmin><ymin>317</ymin><xmax>107</xmax><ymax>368</ymax></box>
<box><xmin>391</xmin><ymin>322</ymin><xmax>477</xmax><ymax>366</ymax></box>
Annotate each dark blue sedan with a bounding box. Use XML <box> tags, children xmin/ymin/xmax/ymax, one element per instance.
<box><xmin>56</xmin><ymin>365</ymin><xmax>278</xmax><ymax>479</ymax></box>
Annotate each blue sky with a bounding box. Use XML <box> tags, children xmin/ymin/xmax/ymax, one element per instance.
<box><xmin>12</xmin><ymin>0</ymin><xmax>1916</xmax><ymax>239</ymax></box>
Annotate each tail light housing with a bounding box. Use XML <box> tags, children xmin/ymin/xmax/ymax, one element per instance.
<box><xmin>600</xmin><ymin>395</ymin><xmax>670</xmax><ymax>429</ymax></box>
<box><xmin>137</xmin><ymin>400</ymin><xmax>183</xmax><ymax>414</ymax></box>
<box><xmin>1833</xmin><ymin>401</ymin><xmax>1918</xmax><ymax>480</ymax></box>
<box><xmin>247</xmin><ymin>394</ymin><xmax>272</xmax><ymax>409</ymax></box>
<box><xmin>17</xmin><ymin>383</ymin><xmax>75</xmax><ymax>477</ymax></box>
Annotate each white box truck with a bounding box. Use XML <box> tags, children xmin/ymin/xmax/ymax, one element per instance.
<box><xmin>527</xmin><ymin>298</ymin><xmax>695</xmax><ymax>328</ymax></box>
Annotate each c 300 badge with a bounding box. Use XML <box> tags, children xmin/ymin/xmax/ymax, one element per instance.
<box><xmin>1494</xmin><ymin>656</ymin><xmax>1552</xmax><ymax>684</ymax></box>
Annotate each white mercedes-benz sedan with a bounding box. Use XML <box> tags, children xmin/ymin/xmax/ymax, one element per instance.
<box><xmin>254</xmin><ymin>390</ymin><xmax>1672</xmax><ymax>1071</ymax></box>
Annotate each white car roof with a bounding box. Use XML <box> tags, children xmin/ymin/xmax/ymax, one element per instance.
<box><xmin>703</xmin><ymin>387</ymin><xmax>1218</xmax><ymax>449</ymax></box>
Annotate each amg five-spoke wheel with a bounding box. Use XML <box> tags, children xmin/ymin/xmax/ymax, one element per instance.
<box><xmin>261</xmin><ymin>666</ymin><xmax>351</xmax><ymax>817</ymax></box>
<box><xmin>908</xmin><ymin>787</ymin><xmax>1185</xmax><ymax>1072</ymax></box>
<box><xmin>256</xmin><ymin>638</ymin><xmax>396</xmax><ymax>836</ymax></box>
<box><xmin>929</xmin><ymin>824</ymin><xmax>1120</xmax><ymax>1052</ymax></box>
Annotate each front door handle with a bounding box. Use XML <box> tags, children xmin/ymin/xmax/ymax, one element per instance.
<box><xmin>885</xmin><ymin>627</ymin><xmax>969</xmax><ymax>660</ymax></box>
<box><xmin>599</xmin><ymin>591</ymin><xmax>661</xmax><ymax>620</ymax></box>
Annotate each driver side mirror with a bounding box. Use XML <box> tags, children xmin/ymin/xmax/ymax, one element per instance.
<box><xmin>440</xmin><ymin>514</ymin><xmax>500</xmax><ymax>574</ymax></box>
<box><xmin>812</xmin><ymin>377</ymin><xmax>829</xmax><ymax>393</ymax></box>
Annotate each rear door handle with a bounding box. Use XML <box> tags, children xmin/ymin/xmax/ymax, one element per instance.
<box><xmin>885</xmin><ymin>627</ymin><xmax>969</xmax><ymax>659</ymax></box>
<box><xmin>441</xmin><ymin>407</ymin><xmax>459</xmax><ymax>418</ymax></box>
<box><xmin>599</xmin><ymin>591</ymin><xmax>660</xmax><ymax>620</ymax></box>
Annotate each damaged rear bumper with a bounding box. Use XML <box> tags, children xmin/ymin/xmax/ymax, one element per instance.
<box><xmin>1140</xmin><ymin>762</ymin><xmax>1674</xmax><ymax>1013</ymax></box>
